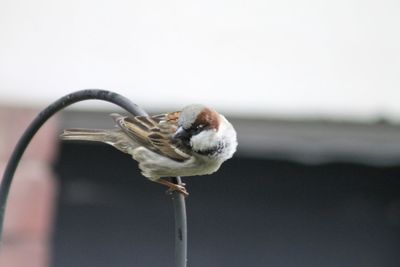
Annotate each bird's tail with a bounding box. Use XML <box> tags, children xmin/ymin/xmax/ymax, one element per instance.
<box><xmin>60</xmin><ymin>128</ymin><xmax>135</xmax><ymax>154</ymax></box>
<box><xmin>60</xmin><ymin>128</ymin><xmax>113</xmax><ymax>142</ymax></box>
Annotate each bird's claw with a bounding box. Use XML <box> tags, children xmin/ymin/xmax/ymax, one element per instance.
<box><xmin>166</xmin><ymin>184</ymin><xmax>189</xmax><ymax>197</ymax></box>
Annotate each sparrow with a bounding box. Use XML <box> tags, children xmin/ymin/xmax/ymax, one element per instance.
<box><xmin>60</xmin><ymin>104</ymin><xmax>238</xmax><ymax>196</ymax></box>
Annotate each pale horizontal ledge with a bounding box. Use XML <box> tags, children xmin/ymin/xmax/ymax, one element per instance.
<box><xmin>60</xmin><ymin>110</ymin><xmax>400</xmax><ymax>166</ymax></box>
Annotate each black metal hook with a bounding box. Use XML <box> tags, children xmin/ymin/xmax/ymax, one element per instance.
<box><xmin>0</xmin><ymin>89</ymin><xmax>187</xmax><ymax>267</ymax></box>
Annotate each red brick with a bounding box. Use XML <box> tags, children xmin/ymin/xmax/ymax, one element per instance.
<box><xmin>0</xmin><ymin>239</ymin><xmax>49</xmax><ymax>267</ymax></box>
<box><xmin>0</xmin><ymin>162</ymin><xmax>57</xmax><ymax>241</ymax></box>
<box><xmin>0</xmin><ymin>106</ymin><xmax>59</xmax><ymax>163</ymax></box>
<box><xmin>0</xmin><ymin>106</ymin><xmax>59</xmax><ymax>267</ymax></box>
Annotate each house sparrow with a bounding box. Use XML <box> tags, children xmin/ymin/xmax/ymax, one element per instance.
<box><xmin>60</xmin><ymin>104</ymin><xmax>237</xmax><ymax>196</ymax></box>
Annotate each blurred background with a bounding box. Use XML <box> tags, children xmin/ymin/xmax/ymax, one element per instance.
<box><xmin>1</xmin><ymin>0</ymin><xmax>400</xmax><ymax>266</ymax></box>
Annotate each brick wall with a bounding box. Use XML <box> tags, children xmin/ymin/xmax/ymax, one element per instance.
<box><xmin>0</xmin><ymin>106</ymin><xmax>58</xmax><ymax>267</ymax></box>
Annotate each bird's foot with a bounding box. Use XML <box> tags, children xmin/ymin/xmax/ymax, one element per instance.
<box><xmin>156</xmin><ymin>179</ymin><xmax>189</xmax><ymax>197</ymax></box>
<box><xmin>166</xmin><ymin>184</ymin><xmax>189</xmax><ymax>197</ymax></box>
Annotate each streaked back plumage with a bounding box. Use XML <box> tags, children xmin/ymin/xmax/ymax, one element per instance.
<box><xmin>60</xmin><ymin>112</ymin><xmax>191</xmax><ymax>162</ymax></box>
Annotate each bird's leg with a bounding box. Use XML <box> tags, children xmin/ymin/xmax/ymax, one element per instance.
<box><xmin>155</xmin><ymin>178</ymin><xmax>189</xmax><ymax>197</ymax></box>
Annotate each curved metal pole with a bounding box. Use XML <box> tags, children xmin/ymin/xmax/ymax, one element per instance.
<box><xmin>0</xmin><ymin>89</ymin><xmax>187</xmax><ymax>267</ymax></box>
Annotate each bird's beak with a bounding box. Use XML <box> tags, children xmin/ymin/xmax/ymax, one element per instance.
<box><xmin>173</xmin><ymin>126</ymin><xmax>189</xmax><ymax>141</ymax></box>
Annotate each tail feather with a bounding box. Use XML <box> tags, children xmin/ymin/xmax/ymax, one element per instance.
<box><xmin>60</xmin><ymin>128</ymin><xmax>112</xmax><ymax>142</ymax></box>
<box><xmin>60</xmin><ymin>128</ymin><xmax>136</xmax><ymax>154</ymax></box>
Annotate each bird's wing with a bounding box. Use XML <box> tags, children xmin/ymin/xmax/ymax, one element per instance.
<box><xmin>111</xmin><ymin>112</ymin><xmax>191</xmax><ymax>162</ymax></box>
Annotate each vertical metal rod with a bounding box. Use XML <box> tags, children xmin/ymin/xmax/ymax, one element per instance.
<box><xmin>171</xmin><ymin>177</ymin><xmax>187</xmax><ymax>267</ymax></box>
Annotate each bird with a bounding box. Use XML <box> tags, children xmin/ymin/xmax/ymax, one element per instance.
<box><xmin>60</xmin><ymin>104</ymin><xmax>238</xmax><ymax>196</ymax></box>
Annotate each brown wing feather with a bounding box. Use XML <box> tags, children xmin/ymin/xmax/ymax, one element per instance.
<box><xmin>112</xmin><ymin>112</ymin><xmax>190</xmax><ymax>162</ymax></box>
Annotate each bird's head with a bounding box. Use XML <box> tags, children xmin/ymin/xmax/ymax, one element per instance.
<box><xmin>172</xmin><ymin>104</ymin><xmax>222</xmax><ymax>155</ymax></box>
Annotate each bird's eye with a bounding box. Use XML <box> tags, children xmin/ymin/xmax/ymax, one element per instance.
<box><xmin>189</xmin><ymin>124</ymin><xmax>205</xmax><ymax>135</ymax></box>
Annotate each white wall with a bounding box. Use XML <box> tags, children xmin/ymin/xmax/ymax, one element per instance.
<box><xmin>1</xmin><ymin>0</ymin><xmax>399</xmax><ymax>121</ymax></box>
